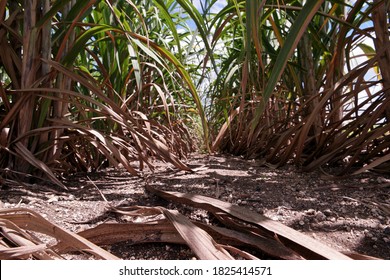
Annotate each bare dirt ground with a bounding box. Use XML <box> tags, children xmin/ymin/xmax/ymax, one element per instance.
<box><xmin>1</xmin><ymin>153</ymin><xmax>390</xmax><ymax>260</ymax></box>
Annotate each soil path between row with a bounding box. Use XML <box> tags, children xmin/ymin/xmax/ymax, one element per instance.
<box><xmin>1</xmin><ymin>154</ymin><xmax>389</xmax><ymax>259</ymax></box>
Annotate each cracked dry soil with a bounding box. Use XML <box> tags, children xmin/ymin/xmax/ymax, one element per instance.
<box><xmin>1</xmin><ymin>153</ymin><xmax>389</xmax><ymax>260</ymax></box>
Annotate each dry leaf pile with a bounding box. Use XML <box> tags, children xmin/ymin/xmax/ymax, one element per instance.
<box><xmin>1</xmin><ymin>153</ymin><xmax>389</xmax><ymax>260</ymax></box>
<box><xmin>0</xmin><ymin>208</ymin><xmax>119</xmax><ymax>260</ymax></box>
<box><xmin>1</xmin><ymin>184</ymin><xmax>382</xmax><ymax>260</ymax></box>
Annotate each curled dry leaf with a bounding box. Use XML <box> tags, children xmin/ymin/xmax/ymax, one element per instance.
<box><xmin>0</xmin><ymin>244</ymin><xmax>48</xmax><ymax>260</ymax></box>
<box><xmin>159</xmin><ymin>207</ymin><xmax>234</xmax><ymax>260</ymax></box>
<box><xmin>145</xmin><ymin>185</ymin><xmax>352</xmax><ymax>260</ymax></box>
<box><xmin>0</xmin><ymin>208</ymin><xmax>120</xmax><ymax>260</ymax></box>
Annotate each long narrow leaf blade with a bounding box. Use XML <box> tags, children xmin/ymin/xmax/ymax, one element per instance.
<box><xmin>146</xmin><ymin>186</ymin><xmax>352</xmax><ymax>260</ymax></box>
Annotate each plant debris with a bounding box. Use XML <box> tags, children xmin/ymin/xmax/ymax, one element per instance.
<box><xmin>0</xmin><ymin>154</ymin><xmax>389</xmax><ymax>260</ymax></box>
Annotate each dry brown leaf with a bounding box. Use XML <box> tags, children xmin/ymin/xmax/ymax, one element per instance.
<box><xmin>353</xmin><ymin>153</ymin><xmax>390</xmax><ymax>175</ymax></box>
<box><xmin>0</xmin><ymin>218</ymin><xmax>59</xmax><ymax>260</ymax></box>
<box><xmin>74</xmin><ymin>220</ymin><xmax>184</xmax><ymax>248</ymax></box>
<box><xmin>146</xmin><ymin>186</ymin><xmax>352</xmax><ymax>260</ymax></box>
<box><xmin>78</xmin><ymin>206</ymin><xmax>235</xmax><ymax>260</ymax></box>
<box><xmin>343</xmin><ymin>252</ymin><xmax>382</xmax><ymax>260</ymax></box>
<box><xmin>79</xmin><ymin>205</ymin><xmax>286</xmax><ymax>260</ymax></box>
<box><xmin>0</xmin><ymin>208</ymin><xmax>120</xmax><ymax>260</ymax></box>
<box><xmin>194</xmin><ymin>221</ymin><xmax>304</xmax><ymax>260</ymax></box>
<box><xmin>0</xmin><ymin>244</ymin><xmax>48</xmax><ymax>260</ymax></box>
<box><xmin>159</xmin><ymin>207</ymin><xmax>234</xmax><ymax>260</ymax></box>
<box><xmin>219</xmin><ymin>244</ymin><xmax>260</xmax><ymax>260</ymax></box>
<box><xmin>14</xmin><ymin>142</ymin><xmax>67</xmax><ymax>190</ymax></box>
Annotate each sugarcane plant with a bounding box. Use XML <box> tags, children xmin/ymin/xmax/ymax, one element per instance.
<box><xmin>1</xmin><ymin>0</ymin><xmax>389</xmax><ymax>189</ymax></box>
<box><xmin>0</xmin><ymin>0</ymin><xmax>208</xmax><ymax>187</ymax></box>
<box><xmin>204</xmin><ymin>0</ymin><xmax>390</xmax><ymax>175</ymax></box>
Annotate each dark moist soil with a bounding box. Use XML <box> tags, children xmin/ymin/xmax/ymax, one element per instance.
<box><xmin>1</xmin><ymin>153</ymin><xmax>389</xmax><ymax>260</ymax></box>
